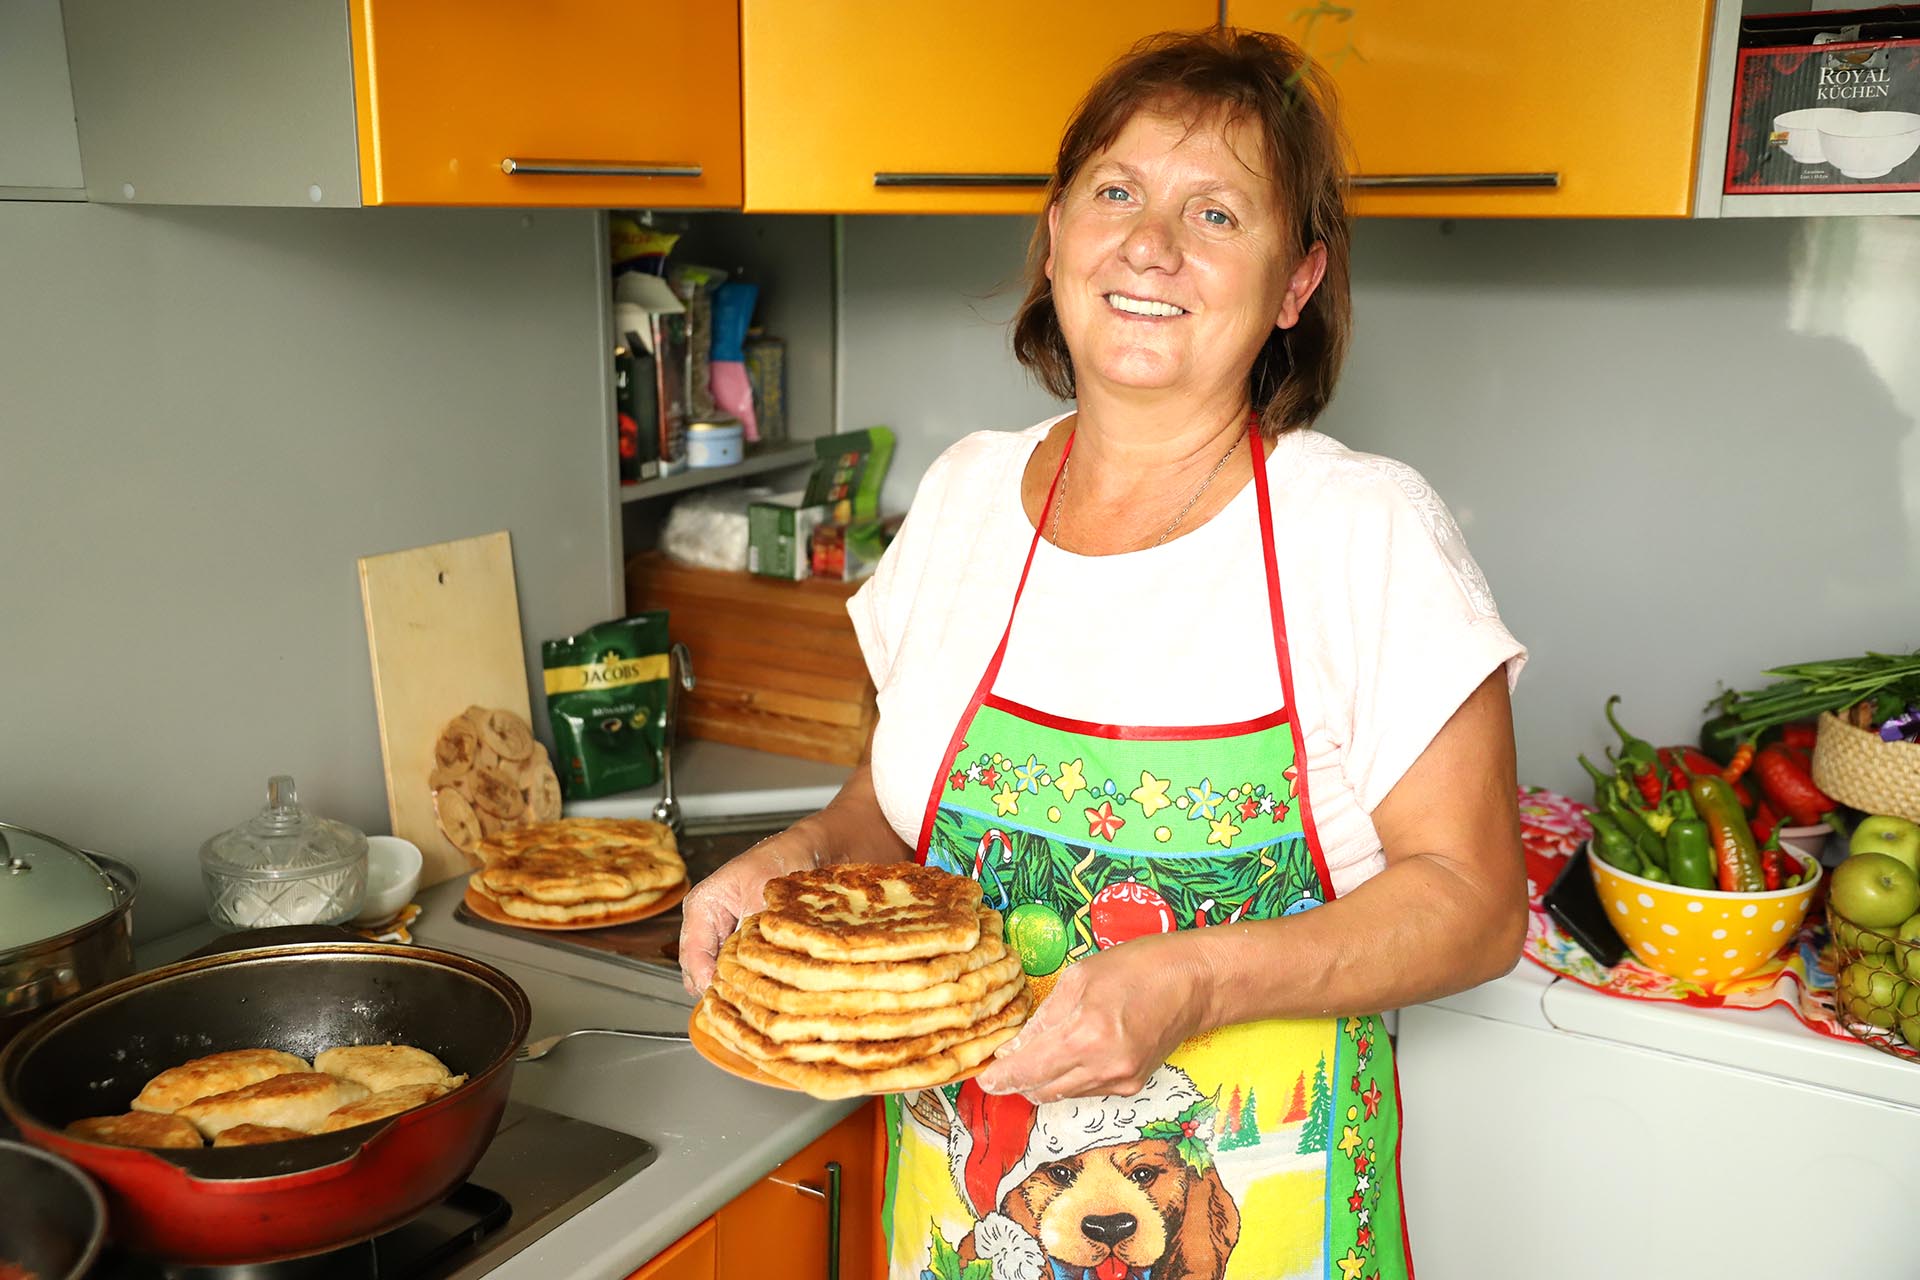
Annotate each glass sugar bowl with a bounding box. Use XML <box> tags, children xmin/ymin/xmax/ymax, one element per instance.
<box><xmin>200</xmin><ymin>775</ymin><xmax>367</xmax><ymax>929</ymax></box>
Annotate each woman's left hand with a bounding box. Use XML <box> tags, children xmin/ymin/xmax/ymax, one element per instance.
<box><xmin>975</xmin><ymin>932</ymin><xmax>1215</xmax><ymax>1102</ymax></box>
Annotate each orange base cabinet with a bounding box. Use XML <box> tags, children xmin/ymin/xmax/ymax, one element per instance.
<box><xmin>348</xmin><ymin>0</ymin><xmax>742</xmax><ymax>207</ymax></box>
<box><xmin>715</xmin><ymin>1103</ymin><xmax>880</xmax><ymax>1280</ymax></box>
<box><xmin>1228</xmin><ymin>0</ymin><xmax>1715</xmax><ymax>218</ymax></box>
<box><xmin>628</xmin><ymin>1218</ymin><xmax>717</xmax><ymax>1280</ymax></box>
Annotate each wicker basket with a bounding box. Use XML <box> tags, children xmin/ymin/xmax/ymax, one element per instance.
<box><xmin>1812</xmin><ymin>710</ymin><xmax>1920</xmax><ymax>823</ymax></box>
<box><xmin>1826</xmin><ymin>901</ymin><xmax>1920</xmax><ymax>1063</ymax></box>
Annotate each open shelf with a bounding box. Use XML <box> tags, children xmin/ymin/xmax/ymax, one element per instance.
<box><xmin>619</xmin><ymin>442</ymin><xmax>815</xmax><ymax>504</ymax></box>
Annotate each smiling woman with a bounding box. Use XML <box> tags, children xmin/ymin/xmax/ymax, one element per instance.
<box><xmin>678</xmin><ymin>27</ymin><xmax>1529</xmax><ymax>1280</ymax></box>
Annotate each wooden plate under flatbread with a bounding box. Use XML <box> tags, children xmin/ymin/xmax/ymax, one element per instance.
<box><xmin>687</xmin><ymin>997</ymin><xmax>1002</xmax><ymax>1098</ymax></box>
<box><xmin>461</xmin><ymin>880</ymin><xmax>687</xmax><ymax>932</ymax></box>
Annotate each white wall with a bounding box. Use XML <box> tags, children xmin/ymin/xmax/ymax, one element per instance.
<box><xmin>836</xmin><ymin>214</ymin><xmax>1920</xmax><ymax>798</ymax></box>
<box><xmin>2</xmin><ymin>204</ymin><xmax>618</xmax><ymax>938</ymax></box>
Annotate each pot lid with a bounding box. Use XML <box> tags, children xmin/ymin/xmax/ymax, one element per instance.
<box><xmin>0</xmin><ymin>821</ymin><xmax>121</xmax><ymax>946</ymax></box>
<box><xmin>199</xmin><ymin>776</ymin><xmax>367</xmax><ymax>880</ymax></box>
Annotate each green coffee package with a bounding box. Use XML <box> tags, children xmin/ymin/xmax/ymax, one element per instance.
<box><xmin>541</xmin><ymin>612</ymin><xmax>671</xmax><ymax>799</ymax></box>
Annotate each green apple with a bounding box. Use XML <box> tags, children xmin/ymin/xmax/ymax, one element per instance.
<box><xmin>1829</xmin><ymin>853</ymin><xmax>1920</xmax><ymax>929</ymax></box>
<box><xmin>1850</xmin><ymin>815</ymin><xmax>1920</xmax><ymax>874</ymax></box>
<box><xmin>1901</xmin><ymin>1011</ymin><xmax>1920</xmax><ymax>1048</ymax></box>
<box><xmin>1897</xmin><ymin>984</ymin><xmax>1920</xmax><ymax>1021</ymax></box>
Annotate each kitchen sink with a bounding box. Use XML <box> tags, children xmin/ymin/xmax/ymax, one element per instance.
<box><xmin>452</xmin><ymin>812</ymin><xmax>809</xmax><ymax>981</ymax></box>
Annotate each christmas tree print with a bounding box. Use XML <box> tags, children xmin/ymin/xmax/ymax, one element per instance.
<box><xmin>1226</xmin><ymin>1085</ymin><xmax>1243</xmax><ymax>1136</ymax></box>
<box><xmin>1284</xmin><ymin>1070</ymin><xmax>1309</xmax><ymax>1123</ymax></box>
<box><xmin>1220</xmin><ymin>1086</ymin><xmax>1262</xmax><ymax>1151</ymax></box>
<box><xmin>1296</xmin><ymin>1054</ymin><xmax>1331</xmax><ymax>1155</ymax></box>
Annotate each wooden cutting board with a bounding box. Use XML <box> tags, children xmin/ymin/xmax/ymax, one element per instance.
<box><xmin>359</xmin><ymin>531</ymin><xmax>530</xmax><ymax>888</ymax></box>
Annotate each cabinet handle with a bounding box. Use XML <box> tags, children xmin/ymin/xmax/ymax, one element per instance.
<box><xmin>1351</xmin><ymin>172</ymin><xmax>1559</xmax><ymax>190</ymax></box>
<box><xmin>873</xmin><ymin>172</ymin><xmax>1050</xmax><ymax>188</ymax></box>
<box><xmin>781</xmin><ymin>1161</ymin><xmax>843</xmax><ymax>1280</ymax></box>
<box><xmin>500</xmin><ymin>159</ymin><xmax>702</xmax><ymax>178</ymax></box>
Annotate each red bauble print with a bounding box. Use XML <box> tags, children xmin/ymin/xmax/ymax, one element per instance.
<box><xmin>1088</xmin><ymin>879</ymin><xmax>1176</xmax><ymax>949</ymax></box>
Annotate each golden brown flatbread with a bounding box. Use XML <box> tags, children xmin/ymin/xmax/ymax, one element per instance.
<box><xmin>700</xmin><ymin>985</ymin><xmax>1031</xmax><ymax>1069</ymax></box>
<box><xmin>176</xmin><ymin>1072</ymin><xmax>370</xmax><ymax>1139</ymax></box>
<box><xmin>711</xmin><ymin>972</ymin><xmax>1021</xmax><ymax>1044</ymax></box>
<box><xmin>131</xmin><ymin>1048</ymin><xmax>311</xmax><ymax>1114</ymax></box>
<box><xmin>712</xmin><ymin>1004</ymin><xmax>1021</xmax><ymax>1101</ymax></box>
<box><xmin>731</xmin><ymin>909</ymin><xmax>1008</xmax><ymax>993</ymax></box>
<box><xmin>469</xmin><ymin>873</ymin><xmax>669</xmax><ymax>922</ymax></box>
<box><xmin>213</xmin><ymin>1124</ymin><xmax>309</xmax><ymax>1147</ymax></box>
<box><xmin>66</xmin><ymin>1111</ymin><xmax>204</xmax><ymax>1149</ymax></box>
<box><xmin>314</xmin><ymin>1044</ymin><xmax>454</xmax><ymax>1093</ymax></box>
<box><xmin>316</xmin><ymin>1081</ymin><xmax>459</xmax><ymax>1133</ymax></box>
<box><xmin>478</xmin><ymin>850</ymin><xmax>635</xmax><ymax>904</ymax></box>
<box><xmin>758</xmin><ymin>863</ymin><xmax>982</xmax><ymax>961</ymax></box>
<box><xmin>716</xmin><ymin>937</ymin><xmax>1023</xmax><ymax>1016</ymax></box>
<box><xmin>475</xmin><ymin>819</ymin><xmax>685</xmax><ymax>892</ymax></box>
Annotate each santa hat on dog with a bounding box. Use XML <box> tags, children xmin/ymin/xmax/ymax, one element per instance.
<box><xmin>943</xmin><ymin>1066</ymin><xmax>1214</xmax><ymax>1280</ymax></box>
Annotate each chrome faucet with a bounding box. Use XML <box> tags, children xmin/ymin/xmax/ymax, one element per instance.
<box><xmin>651</xmin><ymin>643</ymin><xmax>694</xmax><ymax>836</ymax></box>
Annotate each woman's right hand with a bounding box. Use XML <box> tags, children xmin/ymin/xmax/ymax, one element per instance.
<box><xmin>677</xmin><ymin>819</ymin><xmax>829</xmax><ymax>996</ymax></box>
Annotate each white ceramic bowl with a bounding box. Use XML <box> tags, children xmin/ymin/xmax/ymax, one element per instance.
<box><xmin>352</xmin><ymin>835</ymin><xmax>423</xmax><ymax>925</ymax></box>
<box><xmin>1777</xmin><ymin>822</ymin><xmax>1835</xmax><ymax>867</ymax></box>
<box><xmin>1773</xmin><ymin>107</ymin><xmax>1856</xmax><ymax>164</ymax></box>
<box><xmin>1816</xmin><ymin>110</ymin><xmax>1920</xmax><ymax>179</ymax></box>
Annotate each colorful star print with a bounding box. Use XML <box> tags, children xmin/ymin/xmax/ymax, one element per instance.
<box><xmin>1345</xmin><ymin>1017</ymin><xmax>1365</xmax><ymax>1036</ymax></box>
<box><xmin>1011</xmin><ymin>754</ymin><xmax>1045</xmax><ymax>794</ymax></box>
<box><xmin>1055</xmin><ymin>758</ymin><xmax>1087</xmax><ymax>804</ymax></box>
<box><xmin>1084</xmin><ymin>800</ymin><xmax>1125</xmax><ymax>842</ymax></box>
<box><xmin>1130</xmin><ymin>770</ymin><xmax>1172</xmax><ymax>818</ymax></box>
<box><xmin>1238</xmin><ymin>796</ymin><xmax>1261</xmax><ymax>820</ymax></box>
<box><xmin>1357</xmin><ymin>1226</ymin><xmax>1374</xmax><ymax>1251</ymax></box>
<box><xmin>1283</xmin><ymin>760</ymin><xmax>1301</xmax><ymax>800</ymax></box>
<box><xmin>1270</xmin><ymin>800</ymin><xmax>1290</xmax><ymax>823</ymax></box>
<box><xmin>991</xmin><ymin>786</ymin><xmax>1019</xmax><ymax>817</ymax></box>
<box><xmin>1184</xmin><ymin>777</ymin><xmax>1223</xmax><ymax>822</ymax></box>
<box><xmin>1336</xmin><ymin>1248</ymin><xmax>1367</xmax><ymax>1280</ymax></box>
<box><xmin>1348</xmin><ymin>1190</ymin><xmax>1364</xmax><ymax>1212</ymax></box>
<box><xmin>948</xmin><ymin>771</ymin><xmax>966</xmax><ymax>792</ymax></box>
<box><xmin>1362</xmin><ymin>1082</ymin><xmax>1382</xmax><ymax>1119</ymax></box>
<box><xmin>1206</xmin><ymin>816</ymin><xmax>1240</xmax><ymax>849</ymax></box>
<box><xmin>978</xmin><ymin>764</ymin><xmax>1000</xmax><ymax>788</ymax></box>
<box><xmin>1354</xmin><ymin>1154</ymin><xmax>1369</xmax><ymax>1175</ymax></box>
<box><xmin>1338</xmin><ymin>1125</ymin><xmax>1362</xmax><ymax>1157</ymax></box>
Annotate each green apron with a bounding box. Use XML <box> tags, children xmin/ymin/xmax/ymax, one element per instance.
<box><xmin>884</xmin><ymin>427</ymin><xmax>1411</xmax><ymax>1280</ymax></box>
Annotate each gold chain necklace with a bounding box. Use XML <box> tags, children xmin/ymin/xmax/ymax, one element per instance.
<box><xmin>1049</xmin><ymin>431</ymin><xmax>1244</xmax><ymax>551</ymax></box>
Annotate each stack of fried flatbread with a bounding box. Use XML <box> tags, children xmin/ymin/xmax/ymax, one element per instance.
<box><xmin>696</xmin><ymin>863</ymin><xmax>1031</xmax><ymax>1100</ymax></box>
<box><xmin>466</xmin><ymin>817</ymin><xmax>687</xmax><ymax>925</ymax></box>
<box><xmin>65</xmin><ymin>1043</ymin><xmax>466</xmax><ymax>1149</ymax></box>
<box><xmin>431</xmin><ymin>706</ymin><xmax>564</xmax><ymax>862</ymax></box>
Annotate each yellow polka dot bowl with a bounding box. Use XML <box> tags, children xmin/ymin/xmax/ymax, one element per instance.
<box><xmin>1588</xmin><ymin>844</ymin><xmax>1822</xmax><ymax>983</ymax></box>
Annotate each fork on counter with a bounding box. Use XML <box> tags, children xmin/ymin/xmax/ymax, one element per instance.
<box><xmin>516</xmin><ymin>1027</ymin><xmax>693</xmax><ymax>1062</ymax></box>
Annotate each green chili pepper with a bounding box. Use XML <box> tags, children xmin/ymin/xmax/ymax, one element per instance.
<box><xmin>1588</xmin><ymin>812</ymin><xmax>1641</xmax><ymax>874</ymax></box>
<box><xmin>1665</xmin><ymin>819</ymin><xmax>1715</xmax><ymax>890</ymax></box>
<box><xmin>1603</xmin><ymin>798</ymin><xmax>1667</xmax><ymax>872</ymax></box>
<box><xmin>1640</xmin><ymin>863</ymin><xmax>1670</xmax><ymax>883</ymax></box>
<box><xmin>1691</xmin><ymin>775</ymin><xmax>1764</xmax><ymax>893</ymax></box>
<box><xmin>1577</xmin><ymin>754</ymin><xmax>1616</xmax><ymax>813</ymax></box>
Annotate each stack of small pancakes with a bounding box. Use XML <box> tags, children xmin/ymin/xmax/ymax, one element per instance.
<box><xmin>696</xmin><ymin>863</ymin><xmax>1031</xmax><ymax>1099</ymax></box>
<box><xmin>467</xmin><ymin>818</ymin><xmax>687</xmax><ymax>924</ymax></box>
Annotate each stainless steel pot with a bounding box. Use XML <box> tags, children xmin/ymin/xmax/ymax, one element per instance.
<box><xmin>1</xmin><ymin>822</ymin><xmax>138</xmax><ymax>1047</ymax></box>
<box><xmin>0</xmin><ymin>1139</ymin><xmax>107</xmax><ymax>1279</ymax></box>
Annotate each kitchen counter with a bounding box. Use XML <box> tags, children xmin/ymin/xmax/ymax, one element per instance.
<box><xmin>139</xmin><ymin>878</ymin><xmax>857</xmax><ymax>1280</ymax></box>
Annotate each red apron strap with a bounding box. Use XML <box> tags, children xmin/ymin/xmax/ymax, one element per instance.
<box><xmin>913</xmin><ymin>431</ymin><xmax>1074</xmax><ymax>855</ymax></box>
<box><xmin>1251</xmin><ymin>428</ymin><xmax>1338</xmax><ymax>901</ymax></box>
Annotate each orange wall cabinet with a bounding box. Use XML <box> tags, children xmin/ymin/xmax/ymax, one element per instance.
<box><xmin>1227</xmin><ymin>1</ymin><xmax>1716</xmax><ymax>218</ymax></box>
<box><xmin>741</xmin><ymin>1</ymin><xmax>1215</xmax><ymax>213</ymax></box>
<box><xmin>714</xmin><ymin>1103</ymin><xmax>879</xmax><ymax>1280</ymax></box>
<box><xmin>350</xmin><ymin>1</ymin><xmax>742</xmax><ymax>207</ymax></box>
<box><xmin>627</xmin><ymin>1218</ymin><xmax>717</xmax><ymax>1280</ymax></box>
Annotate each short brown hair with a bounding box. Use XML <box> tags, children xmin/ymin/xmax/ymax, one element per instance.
<box><xmin>1011</xmin><ymin>28</ymin><xmax>1352</xmax><ymax>435</ymax></box>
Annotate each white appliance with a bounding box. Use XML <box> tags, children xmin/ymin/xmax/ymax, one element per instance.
<box><xmin>1396</xmin><ymin>960</ymin><xmax>1920</xmax><ymax>1277</ymax></box>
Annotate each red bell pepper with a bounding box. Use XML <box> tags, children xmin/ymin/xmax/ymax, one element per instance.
<box><xmin>1781</xmin><ymin>720</ymin><xmax>1819</xmax><ymax>751</ymax></box>
<box><xmin>1752</xmin><ymin>743</ymin><xmax>1838</xmax><ymax>829</ymax></box>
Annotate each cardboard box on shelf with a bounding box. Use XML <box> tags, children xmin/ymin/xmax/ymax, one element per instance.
<box><xmin>747</xmin><ymin>493</ymin><xmax>828</xmax><ymax>580</ymax></box>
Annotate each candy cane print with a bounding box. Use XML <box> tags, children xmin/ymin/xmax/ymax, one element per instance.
<box><xmin>974</xmin><ymin>829</ymin><xmax>1014</xmax><ymax>909</ymax></box>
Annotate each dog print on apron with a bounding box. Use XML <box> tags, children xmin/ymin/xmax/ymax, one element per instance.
<box><xmin>884</xmin><ymin>428</ymin><xmax>1412</xmax><ymax>1280</ymax></box>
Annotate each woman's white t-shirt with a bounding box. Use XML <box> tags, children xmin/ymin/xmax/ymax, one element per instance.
<box><xmin>848</xmin><ymin>416</ymin><xmax>1527</xmax><ymax>898</ymax></box>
